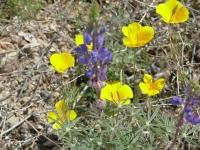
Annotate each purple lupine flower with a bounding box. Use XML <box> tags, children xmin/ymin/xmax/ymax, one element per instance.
<box><xmin>78</xmin><ymin>56</ymin><xmax>90</xmax><ymax>65</ymax></box>
<box><xmin>84</xmin><ymin>33</ymin><xmax>92</xmax><ymax>44</ymax></box>
<box><xmin>98</xmin><ymin>65</ymin><xmax>107</xmax><ymax>81</ymax></box>
<box><xmin>91</xmin><ymin>65</ymin><xmax>97</xmax><ymax>71</ymax></box>
<box><xmin>74</xmin><ymin>25</ymin><xmax>112</xmax><ymax>90</ymax></box>
<box><xmin>184</xmin><ymin>107</ymin><xmax>192</xmax><ymax>114</ymax></box>
<box><xmin>172</xmin><ymin>84</ymin><xmax>200</xmax><ymax>126</ymax></box>
<box><xmin>98</xmin><ymin>46</ymin><xmax>113</xmax><ymax>64</ymax></box>
<box><xmin>170</xmin><ymin>96</ymin><xmax>183</xmax><ymax>105</ymax></box>
<box><xmin>99</xmin><ymin>26</ymin><xmax>106</xmax><ymax>34</ymax></box>
<box><xmin>191</xmin><ymin>99</ymin><xmax>199</xmax><ymax>106</ymax></box>
<box><xmin>86</xmin><ymin>71</ymin><xmax>93</xmax><ymax>77</ymax></box>
<box><xmin>186</xmin><ymin>114</ymin><xmax>194</xmax><ymax>122</ymax></box>
<box><xmin>96</xmin><ymin>34</ymin><xmax>104</xmax><ymax>46</ymax></box>
<box><xmin>186</xmin><ymin>114</ymin><xmax>200</xmax><ymax>125</ymax></box>
<box><xmin>75</xmin><ymin>44</ymin><xmax>88</xmax><ymax>54</ymax></box>
<box><xmin>191</xmin><ymin>115</ymin><xmax>200</xmax><ymax>125</ymax></box>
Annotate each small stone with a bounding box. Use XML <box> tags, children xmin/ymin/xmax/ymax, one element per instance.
<box><xmin>7</xmin><ymin>115</ymin><xmax>20</xmax><ymax>126</ymax></box>
<box><xmin>18</xmin><ymin>40</ymin><xmax>28</xmax><ymax>47</ymax></box>
<box><xmin>49</xmin><ymin>47</ymin><xmax>56</xmax><ymax>52</ymax></box>
<box><xmin>18</xmin><ymin>31</ymin><xmax>26</xmax><ymax>37</ymax></box>
<box><xmin>40</xmin><ymin>113</ymin><xmax>46</xmax><ymax>119</ymax></box>
<box><xmin>0</xmin><ymin>90</ymin><xmax>10</xmax><ymax>101</ymax></box>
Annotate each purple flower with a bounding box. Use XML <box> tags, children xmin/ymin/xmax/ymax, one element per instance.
<box><xmin>170</xmin><ymin>96</ymin><xmax>183</xmax><ymax>105</ymax></box>
<box><xmin>91</xmin><ymin>65</ymin><xmax>97</xmax><ymax>72</ymax></box>
<box><xmin>96</xmin><ymin>35</ymin><xmax>104</xmax><ymax>46</ymax></box>
<box><xmin>78</xmin><ymin>56</ymin><xmax>89</xmax><ymax>65</ymax></box>
<box><xmin>75</xmin><ymin>44</ymin><xmax>88</xmax><ymax>54</ymax></box>
<box><xmin>86</xmin><ymin>71</ymin><xmax>93</xmax><ymax>77</ymax></box>
<box><xmin>191</xmin><ymin>118</ymin><xmax>200</xmax><ymax>125</ymax></box>
<box><xmin>186</xmin><ymin>114</ymin><xmax>194</xmax><ymax>122</ymax></box>
<box><xmin>191</xmin><ymin>100</ymin><xmax>199</xmax><ymax>106</ymax></box>
<box><xmin>186</xmin><ymin>114</ymin><xmax>200</xmax><ymax>125</ymax></box>
<box><xmin>184</xmin><ymin>107</ymin><xmax>192</xmax><ymax>114</ymax></box>
<box><xmin>84</xmin><ymin>33</ymin><xmax>92</xmax><ymax>44</ymax></box>
<box><xmin>99</xmin><ymin>26</ymin><xmax>106</xmax><ymax>34</ymax></box>
<box><xmin>74</xmin><ymin>25</ymin><xmax>112</xmax><ymax>89</ymax></box>
<box><xmin>98</xmin><ymin>65</ymin><xmax>107</xmax><ymax>81</ymax></box>
<box><xmin>98</xmin><ymin>47</ymin><xmax>113</xmax><ymax>64</ymax></box>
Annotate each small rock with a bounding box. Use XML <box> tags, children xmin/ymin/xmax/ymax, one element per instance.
<box><xmin>7</xmin><ymin>115</ymin><xmax>20</xmax><ymax>126</ymax></box>
<box><xmin>18</xmin><ymin>40</ymin><xmax>28</xmax><ymax>47</ymax></box>
<box><xmin>0</xmin><ymin>51</ymin><xmax>19</xmax><ymax>73</ymax></box>
<box><xmin>10</xmin><ymin>34</ymin><xmax>22</xmax><ymax>44</ymax></box>
<box><xmin>18</xmin><ymin>31</ymin><xmax>26</xmax><ymax>37</ymax></box>
<box><xmin>60</xmin><ymin>45</ymin><xmax>69</xmax><ymax>53</ymax></box>
<box><xmin>49</xmin><ymin>47</ymin><xmax>56</xmax><ymax>52</ymax></box>
<box><xmin>0</xmin><ymin>90</ymin><xmax>10</xmax><ymax>101</ymax></box>
<box><xmin>40</xmin><ymin>113</ymin><xmax>46</xmax><ymax>119</ymax></box>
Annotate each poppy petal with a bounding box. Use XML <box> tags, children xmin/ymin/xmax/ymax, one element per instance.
<box><xmin>75</xmin><ymin>34</ymin><xmax>84</xmax><ymax>46</ymax></box>
<box><xmin>47</xmin><ymin>112</ymin><xmax>57</xmax><ymax>123</ymax></box>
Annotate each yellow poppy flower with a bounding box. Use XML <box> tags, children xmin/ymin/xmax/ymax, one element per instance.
<box><xmin>100</xmin><ymin>82</ymin><xmax>133</xmax><ymax>105</ymax></box>
<box><xmin>156</xmin><ymin>0</ymin><xmax>189</xmax><ymax>23</ymax></box>
<box><xmin>75</xmin><ymin>34</ymin><xmax>93</xmax><ymax>51</ymax></box>
<box><xmin>50</xmin><ymin>53</ymin><xmax>74</xmax><ymax>73</ymax></box>
<box><xmin>139</xmin><ymin>74</ymin><xmax>165</xmax><ymax>96</ymax></box>
<box><xmin>47</xmin><ymin>100</ymin><xmax>77</xmax><ymax>130</ymax></box>
<box><xmin>122</xmin><ymin>22</ymin><xmax>154</xmax><ymax>48</ymax></box>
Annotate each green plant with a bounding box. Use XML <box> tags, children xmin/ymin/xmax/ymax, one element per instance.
<box><xmin>0</xmin><ymin>0</ymin><xmax>45</xmax><ymax>20</ymax></box>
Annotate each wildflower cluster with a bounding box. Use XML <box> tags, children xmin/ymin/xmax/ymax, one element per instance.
<box><xmin>171</xmin><ymin>84</ymin><xmax>200</xmax><ymax>125</ymax></box>
<box><xmin>46</xmin><ymin>0</ymin><xmax>197</xmax><ymax>149</ymax></box>
<box><xmin>75</xmin><ymin>27</ymin><xmax>113</xmax><ymax>89</ymax></box>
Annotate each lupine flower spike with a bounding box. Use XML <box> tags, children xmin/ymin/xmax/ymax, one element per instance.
<box><xmin>100</xmin><ymin>82</ymin><xmax>133</xmax><ymax>106</ymax></box>
<box><xmin>139</xmin><ymin>74</ymin><xmax>165</xmax><ymax>96</ymax></box>
<box><xmin>156</xmin><ymin>0</ymin><xmax>189</xmax><ymax>23</ymax></box>
<box><xmin>50</xmin><ymin>53</ymin><xmax>75</xmax><ymax>73</ymax></box>
<box><xmin>47</xmin><ymin>100</ymin><xmax>77</xmax><ymax>130</ymax></box>
<box><xmin>122</xmin><ymin>22</ymin><xmax>154</xmax><ymax>47</ymax></box>
<box><xmin>75</xmin><ymin>27</ymin><xmax>112</xmax><ymax>89</ymax></box>
<box><xmin>171</xmin><ymin>96</ymin><xmax>200</xmax><ymax>125</ymax></box>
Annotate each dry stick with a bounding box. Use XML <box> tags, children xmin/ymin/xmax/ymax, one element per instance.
<box><xmin>20</xmin><ymin>72</ymin><xmax>43</xmax><ymax>108</ymax></box>
<box><xmin>139</xmin><ymin>0</ymin><xmax>156</xmax><ymax>23</ymax></box>
<box><xmin>0</xmin><ymin>114</ymin><xmax>32</xmax><ymax>137</ymax></box>
<box><xmin>0</xmin><ymin>69</ymin><xmax>52</xmax><ymax>76</ymax></box>
<box><xmin>10</xmin><ymin>34</ymin><xmax>58</xmax><ymax>110</ymax></box>
<box><xmin>0</xmin><ymin>88</ymin><xmax>22</xmax><ymax>102</ymax></box>
<box><xmin>15</xmin><ymin>112</ymin><xmax>61</xmax><ymax>149</ymax></box>
<box><xmin>189</xmin><ymin>43</ymin><xmax>197</xmax><ymax>80</ymax></box>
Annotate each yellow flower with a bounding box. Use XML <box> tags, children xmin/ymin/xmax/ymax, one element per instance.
<box><xmin>75</xmin><ymin>34</ymin><xmax>93</xmax><ymax>51</ymax></box>
<box><xmin>50</xmin><ymin>53</ymin><xmax>74</xmax><ymax>73</ymax></box>
<box><xmin>47</xmin><ymin>100</ymin><xmax>77</xmax><ymax>130</ymax></box>
<box><xmin>156</xmin><ymin>0</ymin><xmax>189</xmax><ymax>23</ymax></box>
<box><xmin>122</xmin><ymin>22</ymin><xmax>154</xmax><ymax>48</ymax></box>
<box><xmin>139</xmin><ymin>74</ymin><xmax>165</xmax><ymax>96</ymax></box>
<box><xmin>100</xmin><ymin>82</ymin><xmax>133</xmax><ymax>105</ymax></box>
